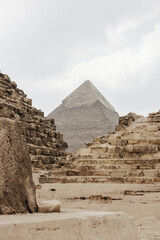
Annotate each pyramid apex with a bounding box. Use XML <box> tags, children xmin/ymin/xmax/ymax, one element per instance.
<box><xmin>83</xmin><ymin>80</ymin><xmax>92</xmax><ymax>84</ymax></box>
<box><xmin>60</xmin><ymin>80</ymin><xmax>115</xmax><ymax>111</ymax></box>
<box><xmin>81</xmin><ymin>80</ymin><xmax>93</xmax><ymax>87</ymax></box>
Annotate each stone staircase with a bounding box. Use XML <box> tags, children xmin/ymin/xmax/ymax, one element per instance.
<box><xmin>39</xmin><ymin>112</ymin><xmax>160</xmax><ymax>184</ymax></box>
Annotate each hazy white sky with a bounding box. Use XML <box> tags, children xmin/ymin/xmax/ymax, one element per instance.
<box><xmin>0</xmin><ymin>0</ymin><xmax>160</xmax><ymax>116</ymax></box>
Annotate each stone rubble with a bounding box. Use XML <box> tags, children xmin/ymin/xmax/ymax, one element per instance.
<box><xmin>0</xmin><ymin>73</ymin><xmax>67</xmax><ymax>169</ymax></box>
<box><xmin>39</xmin><ymin>112</ymin><xmax>160</xmax><ymax>184</ymax></box>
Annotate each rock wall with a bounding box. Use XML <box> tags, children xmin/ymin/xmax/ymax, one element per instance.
<box><xmin>0</xmin><ymin>118</ymin><xmax>38</xmax><ymax>214</ymax></box>
<box><xmin>0</xmin><ymin>73</ymin><xmax>67</xmax><ymax>169</ymax></box>
<box><xmin>40</xmin><ymin>111</ymin><xmax>160</xmax><ymax>184</ymax></box>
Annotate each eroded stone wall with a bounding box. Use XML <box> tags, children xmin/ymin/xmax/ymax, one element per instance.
<box><xmin>0</xmin><ymin>73</ymin><xmax>67</xmax><ymax>169</ymax></box>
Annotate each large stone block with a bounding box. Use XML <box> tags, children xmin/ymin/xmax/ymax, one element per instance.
<box><xmin>119</xmin><ymin>112</ymin><xmax>141</xmax><ymax>126</ymax></box>
<box><xmin>149</xmin><ymin>139</ymin><xmax>160</xmax><ymax>145</ymax></box>
<box><xmin>149</xmin><ymin>114</ymin><xmax>160</xmax><ymax>122</ymax></box>
<box><xmin>0</xmin><ymin>118</ymin><xmax>38</xmax><ymax>214</ymax></box>
<box><xmin>0</xmin><ymin>211</ymin><xmax>141</xmax><ymax>240</ymax></box>
<box><xmin>76</xmin><ymin>148</ymin><xmax>91</xmax><ymax>155</ymax></box>
<box><xmin>147</xmin><ymin>125</ymin><xmax>159</xmax><ymax>132</ymax></box>
<box><xmin>128</xmin><ymin>138</ymin><xmax>140</xmax><ymax>144</ymax></box>
<box><xmin>133</xmin><ymin>145</ymin><xmax>158</xmax><ymax>153</ymax></box>
<box><xmin>91</xmin><ymin>146</ymin><xmax>108</xmax><ymax>154</ymax></box>
<box><xmin>38</xmin><ymin>200</ymin><xmax>61</xmax><ymax>213</ymax></box>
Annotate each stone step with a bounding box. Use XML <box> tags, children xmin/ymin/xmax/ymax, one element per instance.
<box><xmin>39</xmin><ymin>175</ymin><xmax>159</xmax><ymax>184</ymax></box>
<box><xmin>47</xmin><ymin>169</ymin><xmax>159</xmax><ymax>178</ymax></box>
<box><xmin>77</xmin><ymin>152</ymin><xmax>150</xmax><ymax>160</ymax></box>
<box><xmin>78</xmin><ymin>144</ymin><xmax>159</xmax><ymax>158</ymax></box>
<box><xmin>73</xmin><ymin>158</ymin><xmax>160</xmax><ymax>166</ymax></box>
<box><xmin>90</xmin><ymin>144</ymin><xmax>159</xmax><ymax>154</ymax></box>
<box><xmin>30</xmin><ymin>155</ymin><xmax>57</xmax><ymax>165</ymax></box>
<box><xmin>74</xmin><ymin>163</ymin><xmax>160</xmax><ymax>171</ymax></box>
<box><xmin>28</xmin><ymin>144</ymin><xmax>61</xmax><ymax>156</ymax></box>
<box><xmin>76</xmin><ymin>153</ymin><xmax>120</xmax><ymax>160</ymax></box>
<box><xmin>76</xmin><ymin>153</ymin><xmax>141</xmax><ymax>160</ymax></box>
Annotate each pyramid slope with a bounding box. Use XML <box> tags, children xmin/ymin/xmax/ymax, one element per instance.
<box><xmin>48</xmin><ymin>80</ymin><xmax>119</xmax><ymax>152</ymax></box>
<box><xmin>51</xmin><ymin>102</ymin><xmax>118</xmax><ymax>152</ymax></box>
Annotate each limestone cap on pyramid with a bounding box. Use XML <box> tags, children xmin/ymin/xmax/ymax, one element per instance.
<box><xmin>62</xmin><ymin>80</ymin><xmax>115</xmax><ymax>111</ymax></box>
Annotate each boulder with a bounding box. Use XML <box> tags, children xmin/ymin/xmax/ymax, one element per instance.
<box><xmin>0</xmin><ymin>118</ymin><xmax>38</xmax><ymax>214</ymax></box>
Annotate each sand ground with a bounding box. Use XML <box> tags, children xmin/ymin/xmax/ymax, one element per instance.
<box><xmin>34</xmin><ymin>173</ymin><xmax>160</xmax><ymax>240</ymax></box>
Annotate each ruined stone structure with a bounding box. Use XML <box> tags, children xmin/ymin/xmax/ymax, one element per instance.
<box><xmin>0</xmin><ymin>73</ymin><xmax>67</xmax><ymax>169</ymax></box>
<box><xmin>0</xmin><ymin>118</ymin><xmax>38</xmax><ymax>214</ymax></box>
<box><xmin>40</xmin><ymin>111</ymin><xmax>160</xmax><ymax>184</ymax></box>
<box><xmin>48</xmin><ymin>80</ymin><xmax>119</xmax><ymax>152</ymax></box>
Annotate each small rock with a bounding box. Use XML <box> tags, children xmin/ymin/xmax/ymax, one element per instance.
<box><xmin>36</xmin><ymin>184</ymin><xmax>42</xmax><ymax>190</ymax></box>
<box><xmin>38</xmin><ymin>200</ymin><xmax>61</xmax><ymax>213</ymax></box>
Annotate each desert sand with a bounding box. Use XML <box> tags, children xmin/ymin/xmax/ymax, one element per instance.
<box><xmin>34</xmin><ymin>171</ymin><xmax>160</xmax><ymax>240</ymax></box>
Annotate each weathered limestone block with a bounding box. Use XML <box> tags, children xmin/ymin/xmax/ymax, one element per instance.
<box><xmin>115</xmin><ymin>146</ymin><xmax>123</xmax><ymax>153</ymax></box>
<box><xmin>149</xmin><ymin>139</ymin><xmax>160</xmax><ymax>145</ymax></box>
<box><xmin>119</xmin><ymin>112</ymin><xmax>141</xmax><ymax>126</ymax></box>
<box><xmin>149</xmin><ymin>113</ymin><xmax>160</xmax><ymax>123</ymax></box>
<box><xmin>133</xmin><ymin>145</ymin><xmax>158</xmax><ymax>154</ymax></box>
<box><xmin>116</xmin><ymin>139</ymin><xmax>128</xmax><ymax>146</ymax></box>
<box><xmin>38</xmin><ymin>200</ymin><xmax>61</xmax><ymax>213</ymax></box>
<box><xmin>76</xmin><ymin>148</ymin><xmax>91</xmax><ymax>155</ymax></box>
<box><xmin>101</xmin><ymin>135</ymin><xmax>110</xmax><ymax>143</ymax></box>
<box><xmin>86</xmin><ymin>136</ymin><xmax>102</xmax><ymax>146</ymax></box>
<box><xmin>0</xmin><ymin>106</ymin><xmax>13</xmax><ymax>118</ymax></box>
<box><xmin>0</xmin><ymin>118</ymin><xmax>38</xmax><ymax>214</ymax></box>
<box><xmin>106</xmin><ymin>147</ymin><xmax>113</xmax><ymax>154</ymax></box>
<box><xmin>147</xmin><ymin>125</ymin><xmax>159</xmax><ymax>132</ymax></box>
<box><xmin>91</xmin><ymin>146</ymin><xmax>108</xmax><ymax>154</ymax></box>
<box><xmin>115</xmin><ymin>124</ymin><xmax>126</xmax><ymax>131</ymax></box>
<box><xmin>108</xmin><ymin>136</ymin><xmax>118</xmax><ymax>145</ymax></box>
<box><xmin>128</xmin><ymin>138</ymin><xmax>140</xmax><ymax>144</ymax></box>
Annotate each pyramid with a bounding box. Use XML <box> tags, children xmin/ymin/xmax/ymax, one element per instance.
<box><xmin>47</xmin><ymin>80</ymin><xmax>119</xmax><ymax>152</ymax></box>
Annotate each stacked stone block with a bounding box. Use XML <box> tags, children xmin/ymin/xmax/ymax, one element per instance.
<box><xmin>0</xmin><ymin>73</ymin><xmax>67</xmax><ymax>168</ymax></box>
<box><xmin>40</xmin><ymin>112</ymin><xmax>160</xmax><ymax>184</ymax></box>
